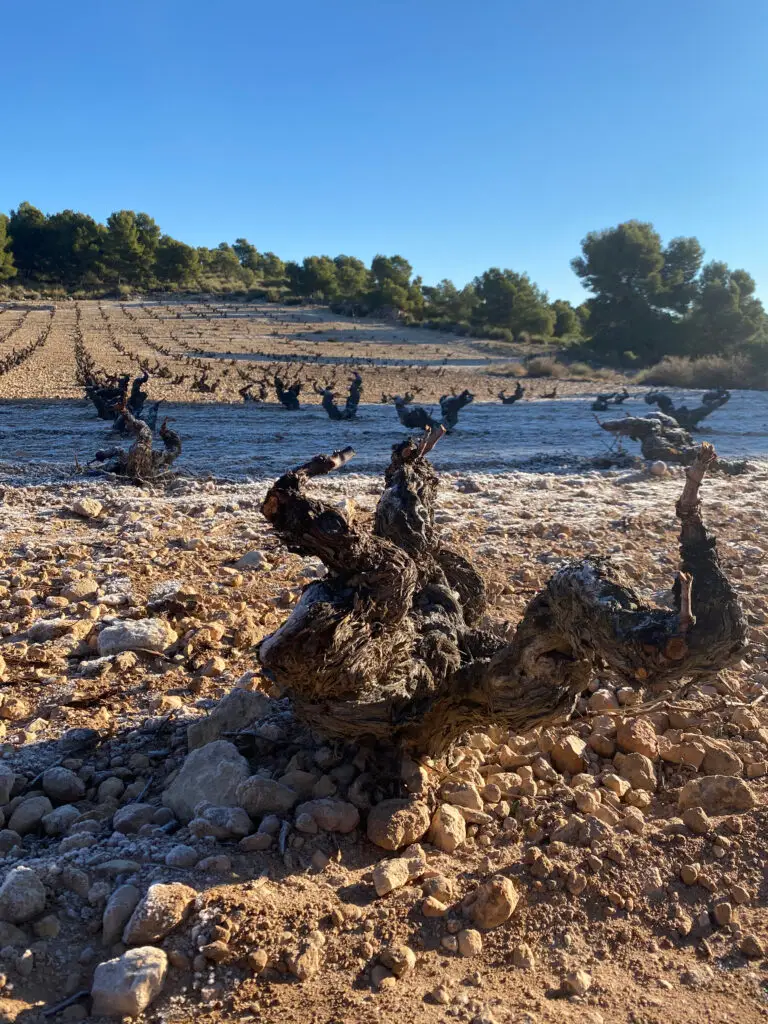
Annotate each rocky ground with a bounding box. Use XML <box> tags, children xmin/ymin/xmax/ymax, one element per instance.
<box><xmin>0</xmin><ymin>300</ymin><xmax>616</xmax><ymax>407</ymax></box>
<box><xmin>0</xmin><ymin>455</ymin><xmax>765</xmax><ymax>1023</ymax></box>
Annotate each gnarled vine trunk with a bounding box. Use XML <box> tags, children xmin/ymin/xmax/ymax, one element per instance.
<box><xmin>258</xmin><ymin>436</ymin><xmax>746</xmax><ymax>756</ymax></box>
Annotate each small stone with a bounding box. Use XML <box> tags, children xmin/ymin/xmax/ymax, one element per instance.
<box><xmin>682</xmin><ymin>806</ymin><xmax>711</xmax><ymax>835</ymax></box>
<box><xmin>236</xmin><ymin>777</ymin><xmax>298</xmax><ymax>817</ymax></box>
<box><xmin>563</xmin><ymin>969</ymin><xmax>592</xmax><ymax>996</ymax></box>
<box><xmin>0</xmin><ymin>868</ymin><xmax>46</xmax><ymax>923</ymax></box>
<box><xmin>113</xmin><ymin>803</ymin><xmax>156</xmax><ymax>834</ymax></box>
<box><xmin>458</xmin><ymin>929</ymin><xmax>483</xmax><ymax>957</ymax></box>
<box><xmin>588</xmin><ymin>689</ymin><xmax>619</xmax><ymax>711</ymax></box>
<box><xmin>33</xmin><ymin>914</ymin><xmax>61</xmax><ymax>939</ymax></box>
<box><xmin>246</xmin><ymin>949</ymin><xmax>268</xmax><ymax>973</ymax></box>
<box><xmin>702</xmin><ymin>745</ymin><xmax>743</xmax><ymax>777</ymax></box>
<box><xmin>468</xmin><ymin>876</ymin><xmax>519</xmax><ymax>929</ymax></box>
<box><xmin>678</xmin><ymin>776</ymin><xmax>755</xmax><ymax>815</ymax></box>
<box><xmin>371</xmin><ymin>963</ymin><xmax>393</xmax><ymax>990</ymax></box>
<box><xmin>97</xmin><ymin>618</ymin><xmax>177</xmax><ymax>656</ymax></box>
<box><xmin>165</xmin><ymin>845</ymin><xmax>199</xmax><ymax>868</ymax></box>
<box><xmin>294</xmin><ymin>798</ymin><xmax>359</xmax><ymax>833</ymax></box>
<box><xmin>8</xmin><ymin>796</ymin><xmax>53</xmax><ymax>836</ymax></box>
<box><xmin>422</xmin><ymin>874</ymin><xmax>454</xmax><ymax>903</ymax></box>
<box><xmin>618</xmin><ymin>753</ymin><xmax>656</xmax><ymax>792</ymax></box>
<box><xmin>62</xmin><ymin>578</ymin><xmax>99</xmax><ymax>602</ymax></box>
<box><xmin>441</xmin><ymin>781</ymin><xmax>483</xmax><ymax>811</ymax></box>
<box><xmin>189</xmin><ymin>805</ymin><xmax>253</xmax><ymax>839</ymax></box>
<box><xmin>41</xmin><ymin>766</ymin><xmax>86</xmax><ymax>805</ymax></box>
<box><xmin>650</xmin><ymin>460</ymin><xmax>668</xmax><ymax>477</ymax></box>
<box><xmin>566</xmin><ymin>870</ymin><xmax>587</xmax><ymax>895</ymax></box>
<box><xmin>740</xmin><ymin>934</ymin><xmax>764</xmax><ymax>958</ymax></box>
<box><xmin>440</xmin><ymin>935</ymin><xmax>458</xmax><ymax>953</ymax></box>
<box><xmin>196</xmin><ymin>854</ymin><xmax>231</xmax><ymax>874</ymax></box>
<box><xmin>713</xmin><ymin>902</ymin><xmax>733</xmax><ymax>927</ymax></box>
<box><xmin>422</xmin><ymin>897</ymin><xmax>448</xmax><ymax>918</ymax></box>
<box><xmin>551</xmin><ymin>736</ymin><xmax>588</xmax><ymax>775</ymax></box>
<box><xmin>512</xmin><ymin>943</ymin><xmax>535</xmax><ymax>969</ymax></box>
<box><xmin>428</xmin><ymin>803</ymin><xmax>466</xmax><ymax>853</ymax></box>
<box><xmin>373</xmin><ymin>858</ymin><xmax>411</xmax><ymax>897</ymax></box>
<box><xmin>162</xmin><ymin>740</ymin><xmax>250</xmax><ymax>823</ymax></box>
<box><xmin>680</xmin><ymin>863</ymin><xmax>699</xmax><ymax>885</ymax></box>
<box><xmin>90</xmin><ymin>946</ymin><xmax>168</xmax><ymax>1017</ymax></box>
<box><xmin>122</xmin><ymin>883</ymin><xmax>195</xmax><ymax>945</ymax></box>
<box><xmin>380</xmin><ymin>943</ymin><xmax>416</xmax><ymax>977</ymax></box>
<box><xmin>201</xmin><ymin>940</ymin><xmax>229</xmax><ymax>962</ymax></box>
<box><xmin>367</xmin><ymin>799</ymin><xmax>431</xmax><ymax>851</ymax></box>
<box><xmin>102</xmin><ymin>885</ymin><xmax>141</xmax><ymax>946</ymax></box>
<box><xmin>618</xmin><ymin>720</ymin><xmax>659</xmax><ymax>761</ymax></box>
<box><xmin>72</xmin><ymin>498</ymin><xmax>103</xmax><ymax>519</ymax></box>
<box><xmin>730</xmin><ymin>884</ymin><xmax>750</xmax><ymax>906</ymax></box>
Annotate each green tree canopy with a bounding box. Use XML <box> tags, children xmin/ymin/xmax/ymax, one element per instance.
<box><xmin>156</xmin><ymin>236</ymin><xmax>199</xmax><ymax>285</ymax></box>
<box><xmin>551</xmin><ymin>299</ymin><xmax>581</xmax><ymax>339</ymax></box>
<box><xmin>473</xmin><ymin>268</ymin><xmax>554</xmax><ymax>336</ymax></box>
<box><xmin>0</xmin><ymin>215</ymin><xmax>15</xmax><ymax>282</ymax></box>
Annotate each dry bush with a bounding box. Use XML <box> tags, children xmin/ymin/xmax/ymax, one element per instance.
<box><xmin>524</xmin><ymin>356</ymin><xmax>566</xmax><ymax>378</ymax></box>
<box><xmin>642</xmin><ymin>354</ymin><xmax>766</xmax><ymax>390</ymax></box>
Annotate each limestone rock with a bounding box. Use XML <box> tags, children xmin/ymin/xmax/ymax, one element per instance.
<box><xmin>551</xmin><ymin>736</ymin><xmax>587</xmax><ymax>775</ymax></box>
<box><xmin>0</xmin><ymin>766</ymin><xmax>14</xmax><ymax>805</ymax></box>
<box><xmin>72</xmin><ymin>497</ymin><xmax>103</xmax><ymax>519</ymax></box>
<box><xmin>0</xmin><ymin>867</ymin><xmax>46</xmax><ymax>923</ymax></box>
<box><xmin>91</xmin><ymin>946</ymin><xmax>168</xmax><ymax>1017</ymax></box>
<box><xmin>189</xmin><ymin>805</ymin><xmax>253</xmax><ymax>839</ymax></box>
<box><xmin>123</xmin><ymin>883</ymin><xmax>196</xmax><ymax>945</ymax></box>
<box><xmin>236</xmin><ymin>777</ymin><xmax>298</xmax><ymax>817</ymax></box>
<box><xmin>367</xmin><ymin>799</ymin><xmax>431</xmax><ymax>851</ymax></box>
<box><xmin>618</xmin><ymin>752</ymin><xmax>656</xmax><ymax>791</ymax></box>
<box><xmin>42</xmin><ymin>766</ymin><xmax>86</xmax><ymax>804</ymax></box>
<box><xmin>468</xmin><ymin>876</ymin><xmax>519</xmax><ymax>929</ymax></box>
<box><xmin>458</xmin><ymin>929</ymin><xmax>483</xmax><ymax>957</ymax></box>
<box><xmin>42</xmin><ymin>804</ymin><xmax>80</xmax><ymax>836</ymax></box>
<box><xmin>440</xmin><ymin>780</ymin><xmax>483</xmax><ymax>811</ymax></box>
<box><xmin>8</xmin><ymin>796</ymin><xmax>53</xmax><ymax>836</ymax></box>
<box><xmin>373</xmin><ymin>858</ymin><xmax>411</xmax><ymax>897</ymax></box>
<box><xmin>98</xmin><ymin>618</ymin><xmax>178</xmax><ymax>657</ymax></box>
<box><xmin>102</xmin><ymin>885</ymin><xmax>141</xmax><ymax>945</ymax></box>
<box><xmin>617</xmin><ymin>718</ymin><xmax>658</xmax><ymax>759</ymax></box>
<box><xmin>162</xmin><ymin>740</ymin><xmax>250</xmax><ymax>823</ymax></box>
<box><xmin>62</xmin><ymin>577</ymin><xmax>99</xmax><ymax>602</ymax></box>
<box><xmin>701</xmin><ymin>744</ymin><xmax>743</xmax><ymax>777</ymax></box>
<box><xmin>379</xmin><ymin>943</ymin><xmax>416</xmax><ymax>977</ymax></box>
<box><xmin>678</xmin><ymin>776</ymin><xmax>755</xmax><ymax>815</ymax></box>
<box><xmin>187</xmin><ymin>688</ymin><xmax>274</xmax><ymax>753</ymax></box>
<box><xmin>427</xmin><ymin>803</ymin><xmax>467</xmax><ymax>853</ymax></box>
<box><xmin>294</xmin><ymin>798</ymin><xmax>359</xmax><ymax>833</ymax></box>
<box><xmin>113</xmin><ymin>803</ymin><xmax>157</xmax><ymax>834</ymax></box>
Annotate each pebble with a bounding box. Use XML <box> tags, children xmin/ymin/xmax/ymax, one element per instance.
<box><xmin>373</xmin><ymin>858</ymin><xmax>411</xmax><ymax>897</ymax></box>
<box><xmin>90</xmin><ymin>946</ymin><xmax>168</xmax><ymax>1017</ymax></box>
<box><xmin>468</xmin><ymin>876</ymin><xmax>519</xmax><ymax>929</ymax></box>
<box><xmin>366</xmin><ymin>799</ymin><xmax>431</xmax><ymax>851</ymax></box>
<box><xmin>0</xmin><ymin>868</ymin><xmax>46</xmax><ymax>923</ymax></box>
<box><xmin>458</xmin><ymin>929</ymin><xmax>483</xmax><ymax>957</ymax></box>
<box><xmin>563</xmin><ymin>969</ymin><xmax>592</xmax><ymax>996</ymax></box>
<box><xmin>122</xmin><ymin>883</ymin><xmax>196</xmax><ymax>944</ymax></box>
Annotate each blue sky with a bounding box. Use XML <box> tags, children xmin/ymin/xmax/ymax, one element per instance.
<box><xmin>3</xmin><ymin>0</ymin><xmax>767</xmax><ymax>303</ymax></box>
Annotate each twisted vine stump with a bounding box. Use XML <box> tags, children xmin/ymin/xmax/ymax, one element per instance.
<box><xmin>599</xmin><ymin>415</ymin><xmax>748</xmax><ymax>475</ymax></box>
<box><xmin>258</xmin><ymin>437</ymin><xmax>746</xmax><ymax>757</ymax></box>
<box><xmin>88</xmin><ymin>403</ymin><xmax>182</xmax><ymax>483</ymax></box>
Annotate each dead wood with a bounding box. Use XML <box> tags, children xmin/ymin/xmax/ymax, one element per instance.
<box><xmin>258</xmin><ymin>436</ymin><xmax>746</xmax><ymax>756</ymax></box>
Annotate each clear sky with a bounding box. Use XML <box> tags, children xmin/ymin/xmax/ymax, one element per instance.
<box><xmin>3</xmin><ymin>0</ymin><xmax>767</xmax><ymax>303</ymax></box>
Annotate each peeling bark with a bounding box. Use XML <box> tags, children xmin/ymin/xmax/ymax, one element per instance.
<box><xmin>259</xmin><ymin>437</ymin><xmax>746</xmax><ymax>756</ymax></box>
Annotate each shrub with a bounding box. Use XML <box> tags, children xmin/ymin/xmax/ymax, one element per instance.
<box><xmin>524</xmin><ymin>356</ymin><xmax>566</xmax><ymax>378</ymax></box>
<box><xmin>641</xmin><ymin>354</ymin><xmax>763</xmax><ymax>389</ymax></box>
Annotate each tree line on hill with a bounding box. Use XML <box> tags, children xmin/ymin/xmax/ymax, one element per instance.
<box><xmin>0</xmin><ymin>202</ymin><xmax>765</xmax><ymax>368</ymax></box>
